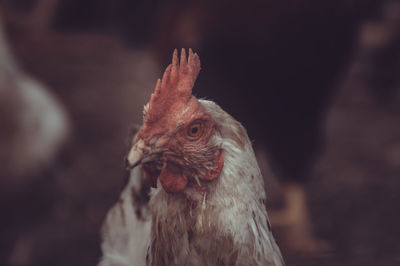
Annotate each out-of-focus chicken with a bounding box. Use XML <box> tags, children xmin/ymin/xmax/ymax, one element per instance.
<box><xmin>0</xmin><ymin>22</ymin><xmax>69</xmax><ymax>191</ymax></box>
<box><xmin>99</xmin><ymin>49</ymin><xmax>284</xmax><ymax>266</ymax></box>
<box><xmin>0</xmin><ymin>17</ymin><xmax>69</xmax><ymax>265</ymax></box>
<box><xmin>0</xmin><ymin>20</ymin><xmax>69</xmax><ymax>191</ymax></box>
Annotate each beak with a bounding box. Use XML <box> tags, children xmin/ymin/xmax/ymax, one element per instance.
<box><xmin>125</xmin><ymin>138</ymin><xmax>165</xmax><ymax>170</ymax></box>
<box><xmin>125</xmin><ymin>139</ymin><xmax>148</xmax><ymax>170</ymax></box>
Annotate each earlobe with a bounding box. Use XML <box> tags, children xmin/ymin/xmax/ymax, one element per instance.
<box><xmin>201</xmin><ymin>149</ymin><xmax>224</xmax><ymax>181</ymax></box>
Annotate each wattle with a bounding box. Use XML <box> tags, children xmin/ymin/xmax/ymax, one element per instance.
<box><xmin>159</xmin><ymin>160</ymin><xmax>188</xmax><ymax>193</ymax></box>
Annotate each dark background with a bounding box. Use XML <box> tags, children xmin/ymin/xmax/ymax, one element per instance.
<box><xmin>1</xmin><ymin>0</ymin><xmax>400</xmax><ymax>265</ymax></box>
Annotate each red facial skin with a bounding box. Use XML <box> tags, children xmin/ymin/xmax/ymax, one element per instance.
<box><xmin>137</xmin><ymin>96</ymin><xmax>224</xmax><ymax>193</ymax></box>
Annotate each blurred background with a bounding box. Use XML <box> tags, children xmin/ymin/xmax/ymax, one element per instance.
<box><xmin>0</xmin><ymin>0</ymin><xmax>400</xmax><ymax>265</ymax></box>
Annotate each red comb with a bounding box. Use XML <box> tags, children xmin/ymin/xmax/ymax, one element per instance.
<box><xmin>146</xmin><ymin>48</ymin><xmax>201</xmax><ymax>122</ymax></box>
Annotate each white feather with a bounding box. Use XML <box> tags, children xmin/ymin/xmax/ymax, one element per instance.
<box><xmin>99</xmin><ymin>166</ymin><xmax>151</xmax><ymax>266</ymax></box>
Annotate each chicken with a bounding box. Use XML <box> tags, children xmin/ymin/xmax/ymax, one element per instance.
<box><xmin>99</xmin><ymin>49</ymin><xmax>284</xmax><ymax>266</ymax></box>
<box><xmin>0</xmin><ymin>18</ymin><xmax>69</xmax><ymax>265</ymax></box>
<box><xmin>0</xmin><ymin>19</ymin><xmax>69</xmax><ymax>189</ymax></box>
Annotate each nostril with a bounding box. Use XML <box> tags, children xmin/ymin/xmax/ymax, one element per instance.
<box><xmin>149</xmin><ymin>136</ymin><xmax>158</xmax><ymax>146</ymax></box>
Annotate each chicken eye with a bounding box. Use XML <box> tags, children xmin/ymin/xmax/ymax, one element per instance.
<box><xmin>187</xmin><ymin>122</ymin><xmax>202</xmax><ymax>139</ymax></box>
